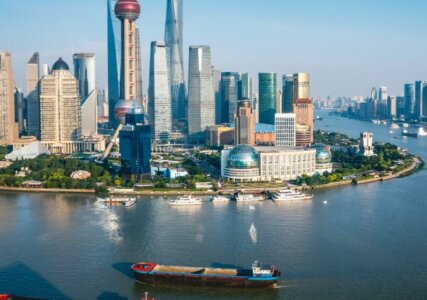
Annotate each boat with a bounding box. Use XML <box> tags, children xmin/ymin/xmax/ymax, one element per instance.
<box><xmin>402</xmin><ymin>130</ymin><xmax>418</xmax><ymax>138</ymax></box>
<box><xmin>272</xmin><ymin>189</ymin><xmax>313</xmax><ymax>202</ymax></box>
<box><xmin>101</xmin><ymin>197</ymin><xmax>136</xmax><ymax>207</ymax></box>
<box><xmin>168</xmin><ymin>195</ymin><xmax>202</xmax><ymax>206</ymax></box>
<box><xmin>418</xmin><ymin>128</ymin><xmax>427</xmax><ymax>137</ymax></box>
<box><xmin>390</xmin><ymin>123</ymin><xmax>400</xmax><ymax>129</ymax></box>
<box><xmin>235</xmin><ymin>193</ymin><xmax>264</xmax><ymax>202</ymax></box>
<box><xmin>211</xmin><ymin>195</ymin><xmax>230</xmax><ymax>203</ymax></box>
<box><xmin>131</xmin><ymin>261</ymin><xmax>280</xmax><ymax>288</ymax></box>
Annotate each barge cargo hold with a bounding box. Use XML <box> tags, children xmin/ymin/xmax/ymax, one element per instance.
<box><xmin>131</xmin><ymin>261</ymin><xmax>280</xmax><ymax>288</ymax></box>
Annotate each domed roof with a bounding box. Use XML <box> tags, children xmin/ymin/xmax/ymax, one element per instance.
<box><xmin>52</xmin><ymin>57</ymin><xmax>69</xmax><ymax>71</ymax></box>
<box><xmin>115</xmin><ymin>0</ymin><xmax>140</xmax><ymax>21</ymax></box>
<box><xmin>311</xmin><ymin>143</ymin><xmax>332</xmax><ymax>164</ymax></box>
<box><xmin>227</xmin><ymin>145</ymin><xmax>259</xmax><ymax>169</ymax></box>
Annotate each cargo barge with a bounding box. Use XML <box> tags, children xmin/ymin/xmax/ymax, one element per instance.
<box><xmin>131</xmin><ymin>261</ymin><xmax>280</xmax><ymax>288</ymax></box>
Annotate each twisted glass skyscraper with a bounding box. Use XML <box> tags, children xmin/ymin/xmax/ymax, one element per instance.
<box><xmin>165</xmin><ymin>0</ymin><xmax>186</xmax><ymax>123</ymax></box>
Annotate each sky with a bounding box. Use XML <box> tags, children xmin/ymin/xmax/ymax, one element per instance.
<box><xmin>1</xmin><ymin>0</ymin><xmax>427</xmax><ymax>98</ymax></box>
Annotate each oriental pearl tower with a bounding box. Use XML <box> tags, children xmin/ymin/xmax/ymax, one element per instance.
<box><xmin>104</xmin><ymin>0</ymin><xmax>142</xmax><ymax>158</ymax></box>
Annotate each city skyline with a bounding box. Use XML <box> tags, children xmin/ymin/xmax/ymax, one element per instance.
<box><xmin>1</xmin><ymin>0</ymin><xmax>427</xmax><ymax>98</ymax></box>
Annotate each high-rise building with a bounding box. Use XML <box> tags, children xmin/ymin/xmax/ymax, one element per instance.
<box><xmin>0</xmin><ymin>52</ymin><xmax>18</xmax><ymax>145</ymax></box>
<box><xmin>165</xmin><ymin>0</ymin><xmax>186</xmax><ymax>123</ymax></box>
<box><xmin>378</xmin><ymin>86</ymin><xmax>388</xmax><ymax>101</ymax></box>
<box><xmin>423</xmin><ymin>83</ymin><xmax>427</xmax><ymax>117</ymax></box>
<box><xmin>293</xmin><ymin>73</ymin><xmax>310</xmax><ymax>101</ymax></box>
<box><xmin>73</xmin><ymin>53</ymin><xmax>97</xmax><ymax>136</ymax></box>
<box><xmin>221</xmin><ymin>72</ymin><xmax>239</xmax><ymax>123</ymax></box>
<box><xmin>282</xmin><ymin>74</ymin><xmax>294</xmax><ymax>113</ymax></box>
<box><xmin>258</xmin><ymin>73</ymin><xmax>277</xmax><ymax>125</ymax></box>
<box><xmin>275</xmin><ymin>113</ymin><xmax>296</xmax><ymax>147</ymax></box>
<box><xmin>107</xmin><ymin>0</ymin><xmax>121</xmax><ymax>127</ymax></box>
<box><xmin>234</xmin><ymin>99</ymin><xmax>255</xmax><ymax>146</ymax></box>
<box><xmin>187</xmin><ymin>46</ymin><xmax>215</xmax><ymax>140</ymax></box>
<box><xmin>39</xmin><ymin>58</ymin><xmax>81</xmax><ymax>142</ymax></box>
<box><xmin>387</xmin><ymin>96</ymin><xmax>397</xmax><ymax>119</ymax></box>
<box><xmin>97</xmin><ymin>89</ymin><xmax>107</xmax><ymax>118</ymax></box>
<box><xmin>14</xmin><ymin>88</ymin><xmax>25</xmax><ymax>135</ymax></box>
<box><xmin>212</xmin><ymin>68</ymin><xmax>222</xmax><ymax>124</ymax></box>
<box><xmin>148</xmin><ymin>41</ymin><xmax>172</xmax><ymax>142</ymax></box>
<box><xmin>293</xmin><ymin>98</ymin><xmax>314</xmax><ymax>146</ymax></box>
<box><xmin>396</xmin><ymin>96</ymin><xmax>405</xmax><ymax>119</ymax></box>
<box><xmin>135</xmin><ymin>27</ymin><xmax>143</xmax><ymax>108</ymax></box>
<box><xmin>371</xmin><ymin>87</ymin><xmax>378</xmax><ymax>100</ymax></box>
<box><xmin>404</xmin><ymin>83</ymin><xmax>415</xmax><ymax>120</ymax></box>
<box><xmin>414</xmin><ymin>81</ymin><xmax>424</xmax><ymax>119</ymax></box>
<box><xmin>26</xmin><ymin>52</ymin><xmax>40</xmax><ymax>138</ymax></box>
<box><xmin>240</xmin><ymin>73</ymin><xmax>253</xmax><ymax>101</ymax></box>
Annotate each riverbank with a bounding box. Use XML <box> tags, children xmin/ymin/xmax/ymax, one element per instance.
<box><xmin>0</xmin><ymin>186</ymin><xmax>95</xmax><ymax>194</ymax></box>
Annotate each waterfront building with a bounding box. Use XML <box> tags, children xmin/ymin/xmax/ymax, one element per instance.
<box><xmin>360</xmin><ymin>132</ymin><xmax>375</xmax><ymax>157</ymax></box>
<box><xmin>148</xmin><ymin>41</ymin><xmax>172</xmax><ymax>142</ymax></box>
<box><xmin>310</xmin><ymin>143</ymin><xmax>333</xmax><ymax>174</ymax></box>
<box><xmin>258</xmin><ymin>73</ymin><xmax>277</xmax><ymax>125</ymax></box>
<box><xmin>14</xmin><ymin>88</ymin><xmax>25</xmax><ymax>135</ymax></box>
<box><xmin>212</xmin><ymin>68</ymin><xmax>222</xmax><ymax>124</ymax></box>
<box><xmin>293</xmin><ymin>73</ymin><xmax>310</xmax><ymax>101</ymax></box>
<box><xmin>119</xmin><ymin>103</ymin><xmax>151</xmax><ymax>174</ymax></box>
<box><xmin>387</xmin><ymin>96</ymin><xmax>397</xmax><ymax>119</ymax></box>
<box><xmin>293</xmin><ymin>98</ymin><xmax>314</xmax><ymax>146</ymax></box>
<box><xmin>234</xmin><ymin>99</ymin><xmax>255</xmax><ymax>146</ymax></box>
<box><xmin>404</xmin><ymin>83</ymin><xmax>415</xmax><ymax>120</ymax></box>
<box><xmin>165</xmin><ymin>0</ymin><xmax>186</xmax><ymax>123</ymax></box>
<box><xmin>107</xmin><ymin>0</ymin><xmax>121</xmax><ymax>127</ymax></box>
<box><xmin>275</xmin><ymin>113</ymin><xmax>296</xmax><ymax>147</ymax></box>
<box><xmin>282</xmin><ymin>74</ymin><xmax>294</xmax><ymax>113</ymax></box>
<box><xmin>378</xmin><ymin>86</ymin><xmax>388</xmax><ymax>101</ymax></box>
<box><xmin>414</xmin><ymin>81</ymin><xmax>424</xmax><ymax>119</ymax></box>
<box><xmin>26</xmin><ymin>52</ymin><xmax>40</xmax><ymax>138</ymax></box>
<box><xmin>371</xmin><ymin>87</ymin><xmax>378</xmax><ymax>100</ymax></box>
<box><xmin>0</xmin><ymin>52</ymin><xmax>18</xmax><ymax>146</ymax></box>
<box><xmin>423</xmin><ymin>83</ymin><xmax>427</xmax><ymax>117</ymax></box>
<box><xmin>396</xmin><ymin>96</ymin><xmax>405</xmax><ymax>119</ymax></box>
<box><xmin>221</xmin><ymin>145</ymin><xmax>316</xmax><ymax>182</ymax></box>
<box><xmin>187</xmin><ymin>46</ymin><xmax>215</xmax><ymax>141</ymax></box>
<box><xmin>221</xmin><ymin>72</ymin><xmax>240</xmax><ymax>123</ymax></box>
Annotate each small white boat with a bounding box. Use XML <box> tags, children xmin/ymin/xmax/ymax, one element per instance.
<box><xmin>101</xmin><ymin>197</ymin><xmax>136</xmax><ymax>207</ymax></box>
<box><xmin>272</xmin><ymin>189</ymin><xmax>313</xmax><ymax>202</ymax></box>
<box><xmin>418</xmin><ymin>128</ymin><xmax>427</xmax><ymax>137</ymax></box>
<box><xmin>390</xmin><ymin>123</ymin><xmax>400</xmax><ymax>129</ymax></box>
<box><xmin>235</xmin><ymin>193</ymin><xmax>264</xmax><ymax>202</ymax></box>
<box><xmin>168</xmin><ymin>195</ymin><xmax>203</xmax><ymax>206</ymax></box>
<box><xmin>211</xmin><ymin>195</ymin><xmax>230</xmax><ymax>203</ymax></box>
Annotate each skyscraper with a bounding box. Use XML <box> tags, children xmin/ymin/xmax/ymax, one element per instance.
<box><xmin>404</xmin><ymin>83</ymin><xmax>415</xmax><ymax>120</ymax></box>
<box><xmin>0</xmin><ymin>52</ymin><xmax>18</xmax><ymax>145</ymax></box>
<box><xmin>258</xmin><ymin>73</ymin><xmax>277</xmax><ymax>125</ymax></box>
<box><xmin>275</xmin><ymin>113</ymin><xmax>296</xmax><ymax>147</ymax></box>
<box><xmin>240</xmin><ymin>73</ymin><xmax>253</xmax><ymax>101</ymax></box>
<box><xmin>135</xmin><ymin>27</ymin><xmax>143</xmax><ymax>108</ymax></box>
<box><xmin>414</xmin><ymin>81</ymin><xmax>423</xmax><ymax>119</ymax></box>
<box><xmin>221</xmin><ymin>72</ymin><xmax>239</xmax><ymax>123</ymax></box>
<box><xmin>149</xmin><ymin>41</ymin><xmax>172</xmax><ymax>142</ymax></box>
<box><xmin>165</xmin><ymin>0</ymin><xmax>186</xmax><ymax>123</ymax></box>
<box><xmin>293</xmin><ymin>73</ymin><xmax>310</xmax><ymax>101</ymax></box>
<box><xmin>39</xmin><ymin>58</ymin><xmax>81</xmax><ymax>142</ymax></box>
<box><xmin>378</xmin><ymin>86</ymin><xmax>388</xmax><ymax>101</ymax></box>
<box><xmin>234</xmin><ymin>99</ymin><xmax>255</xmax><ymax>146</ymax></box>
<box><xmin>371</xmin><ymin>87</ymin><xmax>378</xmax><ymax>101</ymax></box>
<box><xmin>14</xmin><ymin>88</ymin><xmax>25</xmax><ymax>136</ymax></box>
<box><xmin>293</xmin><ymin>98</ymin><xmax>314</xmax><ymax>146</ymax></box>
<box><xmin>26</xmin><ymin>52</ymin><xmax>40</xmax><ymax>138</ymax></box>
<box><xmin>188</xmin><ymin>46</ymin><xmax>215</xmax><ymax>140</ymax></box>
<box><xmin>107</xmin><ymin>0</ymin><xmax>121</xmax><ymax>127</ymax></box>
<box><xmin>387</xmin><ymin>96</ymin><xmax>397</xmax><ymax>119</ymax></box>
<box><xmin>212</xmin><ymin>68</ymin><xmax>222</xmax><ymax>124</ymax></box>
<box><xmin>423</xmin><ymin>83</ymin><xmax>427</xmax><ymax>118</ymax></box>
<box><xmin>282</xmin><ymin>74</ymin><xmax>294</xmax><ymax>113</ymax></box>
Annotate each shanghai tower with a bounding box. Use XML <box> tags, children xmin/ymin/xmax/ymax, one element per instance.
<box><xmin>165</xmin><ymin>0</ymin><xmax>186</xmax><ymax>123</ymax></box>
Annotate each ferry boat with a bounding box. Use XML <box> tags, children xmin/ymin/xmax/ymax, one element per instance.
<box><xmin>235</xmin><ymin>193</ymin><xmax>264</xmax><ymax>202</ymax></box>
<box><xmin>101</xmin><ymin>197</ymin><xmax>136</xmax><ymax>207</ymax></box>
<box><xmin>131</xmin><ymin>261</ymin><xmax>280</xmax><ymax>288</ymax></box>
<box><xmin>402</xmin><ymin>129</ymin><xmax>418</xmax><ymax>138</ymax></box>
<box><xmin>168</xmin><ymin>195</ymin><xmax>203</xmax><ymax>206</ymax></box>
<box><xmin>272</xmin><ymin>189</ymin><xmax>313</xmax><ymax>202</ymax></box>
<box><xmin>211</xmin><ymin>195</ymin><xmax>230</xmax><ymax>203</ymax></box>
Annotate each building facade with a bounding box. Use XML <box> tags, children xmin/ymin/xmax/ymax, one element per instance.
<box><xmin>258</xmin><ymin>73</ymin><xmax>277</xmax><ymax>125</ymax></box>
<box><xmin>360</xmin><ymin>132</ymin><xmax>375</xmax><ymax>156</ymax></box>
<box><xmin>293</xmin><ymin>98</ymin><xmax>314</xmax><ymax>146</ymax></box>
<box><xmin>148</xmin><ymin>41</ymin><xmax>172</xmax><ymax>142</ymax></box>
<box><xmin>221</xmin><ymin>72</ymin><xmax>239</xmax><ymax>123</ymax></box>
<box><xmin>14</xmin><ymin>88</ymin><xmax>25</xmax><ymax>136</ymax></box>
<box><xmin>414</xmin><ymin>81</ymin><xmax>424</xmax><ymax>119</ymax></box>
<box><xmin>404</xmin><ymin>83</ymin><xmax>415</xmax><ymax>120</ymax></box>
<box><xmin>282</xmin><ymin>74</ymin><xmax>294</xmax><ymax>113</ymax></box>
<box><xmin>187</xmin><ymin>46</ymin><xmax>215</xmax><ymax>141</ymax></box>
<box><xmin>0</xmin><ymin>52</ymin><xmax>18</xmax><ymax>145</ymax></box>
<box><xmin>275</xmin><ymin>113</ymin><xmax>296</xmax><ymax>147</ymax></box>
<box><xmin>26</xmin><ymin>52</ymin><xmax>40</xmax><ymax>138</ymax></box>
<box><xmin>293</xmin><ymin>73</ymin><xmax>310</xmax><ymax>101</ymax></box>
<box><xmin>234</xmin><ymin>99</ymin><xmax>255</xmax><ymax>146</ymax></box>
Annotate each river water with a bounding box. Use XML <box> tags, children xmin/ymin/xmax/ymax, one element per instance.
<box><xmin>0</xmin><ymin>111</ymin><xmax>427</xmax><ymax>300</ymax></box>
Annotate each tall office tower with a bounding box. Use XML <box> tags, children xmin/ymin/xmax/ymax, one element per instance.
<box><xmin>240</xmin><ymin>73</ymin><xmax>253</xmax><ymax>101</ymax></box>
<box><xmin>371</xmin><ymin>87</ymin><xmax>378</xmax><ymax>100</ymax></box>
<box><xmin>234</xmin><ymin>99</ymin><xmax>255</xmax><ymax>146</ymax></box>
<box><xmin>188</xmin><ymin>46</ymin><xmax>215</xmax><ymax>140</ymax></box>
<box><xmin>39</xmin><ymin>58</ymin><xmax>81</xmax><ymax>142</ymax></box>
<box><xmin>387</xmin><ymin>96</ymin><xmax>397</xmax><ymax>119</ymax></box>
<box><xmin>275</xmin><ymin>113</ymin><xmax>296</xmax><ymax>147</ymax></box>
<box><xmin>107</xmin><ymin>0</ymin><xmax>121</xmax><ymax>127</ymax></box>
<box><xmin>378</xmin><ymin>86</ymin><xmax>388</xmax><ymax>101</ymax></box>
<box><xmin>26</xmin><ymin>52</ymin><xmax>40</xmax><ymax>138</ymax></box>
<box><xmin>258</xmin><ymin>73</ymin><xmax>277</xmax><ymax>125</ymax></box>
<box><xmin>119</xmin><ymin>104</ymin><xmax>151</xmax><ymax>174</ymax></box>
<box><xmin>73</xmin><ymin>53</ymin><xmax>97</xmax><ymax>136</ymax></box>
<box><xmin>396</xmin><ymin>96</ymin><xmax>405</xmax><ymax>119</ymax></box>
<box><xmin>212</xmin><ymin>68</ymin><xmax>222</xmax><ymax>124</ymax></box>
<box><xmin>14</xmin><ymin>88</ymin><xmax>25</xmax><ymax>135</ymax></box>
<box><xmin>293</xmin><ymin>98</ymin><xmax>314</xmax><ymax>146</ymax></box>
<box><xmin>135</xmin><ymin>27</ymin><xmax>143</xmax><ymax>107</ymax></box>
<box><xmin>276</xmin><ymin>90</ymin><xmax>282</xmax><ymax>114</ymax></box>
<box><xmin>0</xmin><ymin>52</ymin><xmax>18</xmax><ymax>145</ymax></box>
<box><xmin>414</xmin><ymin>81</ymin><xmax>423</xmax><ymax>119</ymax></box>
<box><xmin>221</xmin><ymin>72</ymin><xmax>239</xmax><ymax>123</ymax></box>
<box><xmin>282</xmin><ymin>74</ymin><xmax>294</xmax><ymax>113</ymax></box>
<box><xmin>97</xmin><ymin>89</ymin><xmax>107</xmax><ymax>118</ymax></box>
<box><xmin>165</xmin><ymin>0</ymin><xmax>186</xmax><ymax>123</ymax></box>
<box><xmin>293</xmin><ymin>73</ymin><xmax>310</xmax><ymax>101</ymax></box>
<box><xmin>404</xmin><ymin>83</ymin><xmax>415</xmax><ymax>120</ymax></box>
<box><xmin>423</xmin><ymin>83</ymin><xmax>427</xmax><ymax>117</ymax></box>
<box><xmin>42</xmin><ymin>64</ymin><xmax>49</xmax><ymax>76</ymax></box>
<box><xmin>148</xmin><ymin>41</ymin><xmax>172</xmax><ymax>142</ymax></box>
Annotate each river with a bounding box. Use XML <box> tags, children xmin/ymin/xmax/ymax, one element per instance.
<box><xmin>0</xmin><ymin>111</ymin><xmax>426</xmax><ymax>300</ymax></box>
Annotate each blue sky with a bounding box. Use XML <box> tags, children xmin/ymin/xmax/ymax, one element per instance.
<box><xmin>1</xmin><ymin>0</ymin><xmax>427</xmax><ymax>98</ymax></box>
